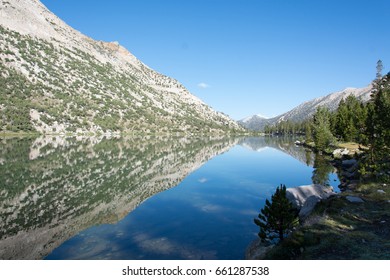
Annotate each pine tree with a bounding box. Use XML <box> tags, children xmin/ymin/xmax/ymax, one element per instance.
<box><xmin>312</xmin><ymin>107</ymin><xmax>336</xmax><ymax>151</ymax></box>
<box><xmin>363</xmin><ymin>72</ymin><xmax>390</xmax><ymax>178</ymax></box>
<box><xmin>334</xmin><ymin>95</ymin><xmax>366</xmax><ymax>142</ymax></box>
<box><xmin>304</xmin><ymin>120</ymin><xmax>313</xmax><ymax>142</ymax></box>
<box><xmin>376</xmin><ymin>59</ymin><xmax>383</xmax><ymax>80</ymax></box>
<box><xmin>254</xmin><ymin>184</ymin><xmax>299</xmax><ymax>243</ymax></box>
<box><xmin>371</xmin><ymin>73</ymin><xmax>390</xmax><ymax>158</ymax></box>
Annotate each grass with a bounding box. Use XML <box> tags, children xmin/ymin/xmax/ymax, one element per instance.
<box><xmin>337</xmin><ymin>142</ymin><xmax>361</xmax><ymax>149</ymax></box>
<box><xmin>261</xmin><ymin>182</ymin><xmax>390</xmax><ymax>259</ymax></box>
<box><xmin>337</xmin><ymin>142</ymin><xmax>368</xmax><ymax>153</ymax></box>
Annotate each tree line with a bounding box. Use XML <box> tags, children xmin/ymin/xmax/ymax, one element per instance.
<box><xmin>264</xmin><ymin>65</ymin><xmax>389</xmax><ymax>181</ymax></box>
<box><xmin>255</xmin><ymin>63</ymin><xmax>389</xmax><ymax>245</ymax></box>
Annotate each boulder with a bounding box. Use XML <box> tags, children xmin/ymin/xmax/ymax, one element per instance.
<box><xmin>286</xmin><ymin>184</ymin><xmax>335</xmax><ymax>209</ymax></box>
<box><xmin>342</xmin><ymin>159</ymin><xmax>358</xmax><ymax>167</ymax></box>
<box><xmin>341</xmin><ymin>170</ymin><xmax>356</xmax><ymax>179</ymax></box>
<box><xmin>346</xmin><ymin>164</ymin><xmax>358</xmax><ymax>173</ymax></box>
<box><xmin>299</xmin><ymin>196</ymin><xmax>322</xmax><ymax>219</ymax></box>
<box><xmin>333</xmin><ymin>148</ymin><xmax>349</xmax><ymax>158</ymax></box>
<box><xmin>286</xmin><ymin>185</ymin><xmax>335</xmax><ymax>220</ymax></box>
<box><xmin>345</xmin><ymin>196</ymin><xmax>364</xmax><ymax>203</ymax></box>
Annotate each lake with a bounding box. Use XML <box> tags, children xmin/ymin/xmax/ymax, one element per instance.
<box><xmin>0</xmin><ymin>136</ymin><xmax>339</xmax><ymax>260</ymax></box>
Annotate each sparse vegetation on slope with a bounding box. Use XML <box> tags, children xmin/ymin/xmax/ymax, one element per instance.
<box><xmin>0</xmin><ymin>21</ymin><xmax>244</xmax><ymax>135</ymax></box>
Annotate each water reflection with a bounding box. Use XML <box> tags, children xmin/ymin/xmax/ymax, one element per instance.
<box><xmin>0</xmin><ymin>136</ymin><xmax>339</xmax><ymax>259</ymax></box>
<box><xmin>239</xmin><ymin>136</ymin><xmax>315</xmax><ymax>165</ymax></box>
<box><xmin>312</xmin><ymin>153</ymin><xmax>337</xmax><ymax>186</ymax></box>
<box><xmin>0</xmin><ymin>135</ymin><xmax>238</xmax><ymax>259</ymax></box>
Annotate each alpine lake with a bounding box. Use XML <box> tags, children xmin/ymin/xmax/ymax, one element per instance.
<box><xmin>0</xmin><ymin>135</ymin><xmax>340</xmax><ymax>260</ymax></box>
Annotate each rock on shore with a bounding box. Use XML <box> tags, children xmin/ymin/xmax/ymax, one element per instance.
<box><xmin>286</xmin><ymin>184</ymin><xmax>335</xmax><ymax>219</ymax></box>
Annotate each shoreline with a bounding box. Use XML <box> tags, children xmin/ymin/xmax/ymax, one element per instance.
<box><xmin>246</xmin><ymin>140</ymin><xmax>390</xmax><ymax>260</ymax></box>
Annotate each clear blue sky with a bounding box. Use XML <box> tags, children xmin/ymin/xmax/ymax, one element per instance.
<box><xmin>40</xmin><ymin>0</ymin><xmax>390</xmax><ymax>120</ymax></box>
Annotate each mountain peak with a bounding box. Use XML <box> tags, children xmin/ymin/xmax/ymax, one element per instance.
<box><xmin>255</xmin><ymin>113</ymin><xmax>269</xmax><ymax>119</ymax></box>
<box><xmin>241</xmin><ymin>114</ymin><xmax>268</xmax><ymax>123</ymax></box>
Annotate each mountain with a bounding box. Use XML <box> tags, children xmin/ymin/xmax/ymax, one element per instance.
<box><xmin>240</xmin><ymin>85</ymin><xmax>373</xmax><ymax>131</ymax></box>
<box><xmin>0</xmin><ymin>0</ymin><xmax>244</xmax><ymax>134</ymax></box>
<box><xmin>238</xmin><ymin>114</ymin><xmax>270</xmax><ymax>131</ymax></box>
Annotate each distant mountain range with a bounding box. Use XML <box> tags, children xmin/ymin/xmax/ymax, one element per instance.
<box><xmin>239</xmin><ymin>85</ymin><xmax>373</xmax><ymax>131</ymax></box>
<box><xmin>0</xmin><ymin>0</ymin><xmax>244</xmax><ymax>134</ymax></box>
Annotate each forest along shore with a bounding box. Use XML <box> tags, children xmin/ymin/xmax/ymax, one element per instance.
<box><xmin>246</xmin><ymin>140</ymin><xmax>390</xmax><ymax>260</ymax></box>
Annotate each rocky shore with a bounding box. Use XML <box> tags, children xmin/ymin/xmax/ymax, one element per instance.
<box><xmin>246</xmin><ymin>143</ymin><xmax>390</xmax><ymax>260</ymax></box>
<box><xmin>246</xmin><ymin>183</ymin><xmax>336</xmax><ymax>259</ymax></box>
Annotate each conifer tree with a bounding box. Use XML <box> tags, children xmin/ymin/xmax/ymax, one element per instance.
<box><xmin>304</xmin><ymin>120</ymin><xmax>313</xmax><ymax>142</ymax></box>
<box><xmin>362</xmin><ymin>71</ymin><xmax>390</xmax><ymax>179</ymax></box>
<box><xmin>368</xmin><ymin>73</ymin><xmax>390</xmax><ymax>160</ymax></box>
<box><xmin>254</xmin><ymin>184</ymin><xmax>299</xmax><ymax>242</ymax></box>
<box><xmin>376</xmin><ymin>59</ymin><xmax>383</xmax><ymax>80</ymax></box>
<box><xmin>334</xmin><ymin>95</ymin><xmax>367</xmax><ymax>142</ymax></box>
<box><xmin>312</xmin><ymin>107</ymin><xmax>336</xmax><ymax>151</ymax></box>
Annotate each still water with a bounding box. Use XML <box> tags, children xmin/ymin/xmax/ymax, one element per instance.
<box><xmin>0</xmin><ymin>136</ymin><xmax>339</xmax><ymax>260</ymax></box>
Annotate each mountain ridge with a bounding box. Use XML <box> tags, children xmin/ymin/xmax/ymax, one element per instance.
<box><xmin>0</xmin><ymin>0</ymin><xmax>244</xmax><ymax>134</ymax></box>
<box><xmin>239</xmin><ymin>84</ymin><xmax>373</xmax><ymax>131</ymax></box>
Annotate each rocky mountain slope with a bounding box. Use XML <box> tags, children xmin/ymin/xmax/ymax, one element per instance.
<box><xmin>239</xmin><ymin>85</ymin><xmax>373</xmax><ymax>131</ymax></box>
<box><xmin>0</xmin><ymin>0</ymin><xmax>244</xmax><ymax>134</ymax></box>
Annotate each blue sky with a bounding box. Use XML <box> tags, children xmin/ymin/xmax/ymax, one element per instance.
<box><xmin>40</xmin><ymin>0</ymin><xmax>390</xmax><ymax>120</ymax></box>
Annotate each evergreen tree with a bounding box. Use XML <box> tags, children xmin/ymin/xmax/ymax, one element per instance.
<box><xmin>362</xmin><ymin>72</ymin><xmax>390</xmax><ymax>179</ymax></box>
<box><xmin>364</xmin><ymin>102</ymin><xmax>377</xmax><ymax>162</ymax></box>
<box><xmin>254</xmin><ymin>184</ymin><xmax>299</xmax><ymax>242</ymax></box>
<box><xmin>369</xmin><ymin>73</ymin><xmax>390</xmax><ymax>159</ymax></box>
<box><xmin>312</xmin><ymin>107</ymin><xmax>336</xmax><ymax>151</ymax></box>
<box><xmin>304</xmin><ymin>120</ymin><xmax>313</xmax><ymax>142</ymax></box>
<box><xmin>376</xmin><ymin>59</ymin><xmax>383</xmax><ymax>80</ymax></box>
<box><xmin>334</xmin><ymin>95</ymin><xmax>367</xmax><ymax>142</ymax></box>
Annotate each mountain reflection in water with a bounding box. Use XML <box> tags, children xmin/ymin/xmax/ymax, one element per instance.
<box><xmin>0</xmin><ymin>136</ymin><xmax>339</xmax><ymax>260</ymax></box>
